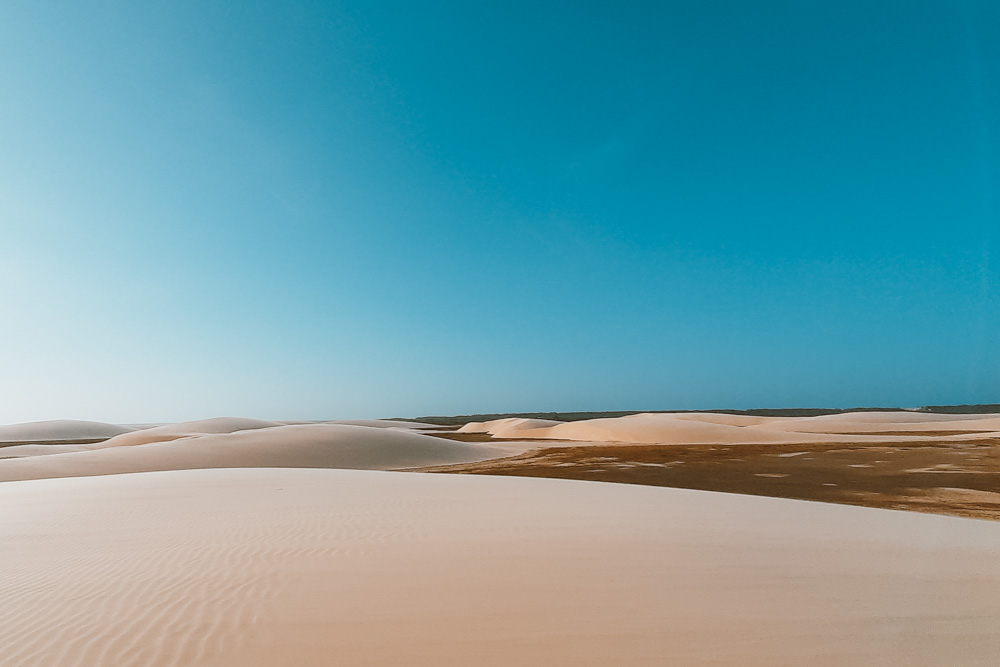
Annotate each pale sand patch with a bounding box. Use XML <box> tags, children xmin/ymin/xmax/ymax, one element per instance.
<box><xmin>654</xmin><ymin>412</ymin><xmax>777</xmax><ymax>426</ymax></box>
<box><xmin>0</xmin><ymin>424</ymin><xmax>508</xmax><ymax>483</ymax></box>
<box><xmin>458</xmin><ymin>417</ymin><xmax>565</xmax><ymax>437</ymax></box>
<box><xmin>750</xmin><ymin>412</ymin><xmax>1000</xmax><ymax>434</ymax></box>
<box><xmin>0</xmin><ymin>419</ymin><xmax>135</xmax><ymax>443</ymax></box>
<box><xmin>767</xmin><ymin>411</ymin><xmax>1000</xmax><ymax>425</ymax></box>
<box><xmin>0</xmin><ymin>469</ymin><xmax>997</xmax><ymax>667</ymax></box>
<box><xmin>326</xmin><ymin>419</ymin><xmax>444</xmax><ymax>430</ymax></box>
<box><xmin>97</xmin><ymin>417</ymin><xmax>286</xmax><ymax>447</ymax></box>
<box><xmin>460</xmin><ymin>412</ymin><xmax>1000</xmax><ymax>445</ymax></box>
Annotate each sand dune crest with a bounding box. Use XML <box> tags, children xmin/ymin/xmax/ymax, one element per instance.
<box><xmin>459</xmin><ymin>411</ymin><xmax>1000</xmax><ymax>445</ymax></box>
<box><xmin>99</xmin><ymin>417</ymin><xmax>286</xmax><ymax>448</ymax></box>
<box><xmin>0</xmin><ymin>423</ymin><xmax>507</xmax><ymax>483</ymax></box>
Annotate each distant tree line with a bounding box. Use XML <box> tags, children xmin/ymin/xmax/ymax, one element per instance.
<box><xmin>398</xmin><ymin>403</ymin><xmax>1000</xmax><ymax>426</ymax></box>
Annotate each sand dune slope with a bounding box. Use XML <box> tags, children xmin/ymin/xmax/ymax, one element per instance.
<box><xmin>461</xmin><ymin>412</ymin><xmax>1000</xmax><ymax>444</ymax></box>
<box><xmin>328</xmin><ymin>419</ymin><xmax>439</xmax><ymax>429</ymax></box>
<box><xmin>99</xmin><ymin>417</ymin><xmax>286</xmax><ymax>447</ymax></box>
<box><xmin>0</xmin><ymin>419</ymin><xmax>135</xmax><ymax>443</ymax></box>
<box><xmin>458</xmin><ymin>417</ymin><xmax>565</xmax><ymax>437</ymax></box>
<box><xmin>753</xmin><ymin>412</ymin><xmax>1000</xmax><ymax>434</ymax></box>
<box><xmin>0</xmin><ymin>444</ymin><xmax>96</xmax><ymax>460</ymax></box>
<box><xmin>0</xmin><ymin>424</ymin><xmax>507</xmax><ymax>483</ymax></box>
<box><xmin>664</xmin><ymin>412</ymin><xmax>775</xmax><ymax>426</ymax></box>
<box><xmin>537</xmin><ymin>413</ymin><xmax>806</xmax><ymax>444</ymax></box>
<box><xmin>0</xmin><ymin>468</ymin><xmax>996</xmax><ymax>667</ymax></box>
<box><xmin>465</xmin><ymin>413</ymin><xmax>854</xmax><ymax>444</ymax></box>
<box><xmin>771</xmin><ymin>411</ymin><xmax>1000</xmax><ymax>424</ymax></box>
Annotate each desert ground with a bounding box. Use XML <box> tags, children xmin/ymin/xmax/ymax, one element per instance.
<box><xmin>1</xmin><ymin>411</ymin><xmax>999</xmax><ymax>665</ymax></box>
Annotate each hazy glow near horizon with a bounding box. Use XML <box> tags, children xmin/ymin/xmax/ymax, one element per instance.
<box><xmin>1</xmin><ymin>1</ymin><xmax>998</xmax><ymax>424</ymax></box>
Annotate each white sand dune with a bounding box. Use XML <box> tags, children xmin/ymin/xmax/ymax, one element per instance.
<box><xmin>458</xmin><ymin>417</ymin><xmax>565</xmax><ymax>438</ymax></box>
<box><xmin>0</xmin><ymin>423</ymin><xmax>508</xmax><ymax>483</ymax></box>
<box><xmin>771</xmin><ymin>411</ymin><xmax>1000</xmax><ymax>424</ymax></box>
<box><xmin>0</xmin><ymin>468</ymin><xmax>996</xmax><ymax>667</ymax></box>
<box><xmin>531</xmin><ymin>414</ymin><xmax>844</xmax><ymax>444</ymax></box>
<box><xmin>460</xmin><ymin>412</ymin><xmax>1000</xmax><ymax>445</ymax></box>
<box><xmin>754</xmin><ymin>412</ymin><xmax>1000</xmax><ymax>433</ymax></box>
<box><xmin>327</xmin><ymin>418</ymin><xmax>439</xmax><ymax>429</ymax></box>
<box><xmin>3</xmin><ymin>412</ymin><xmax>998</xmax><ymax>483</ymax></box>
<box><xmin>461</xmin><ymin>413</ymin><xmax>835</xmax><ymax>444</ymax></box>
<box><xmin>0</xmin><ymin>419</ymin><xmax>135</xmax><ymax>443</ymax></box>
<box><xmin>99</xmin><ymin>417</ymin><xmax>286</xmax><ymax>447</ymax></box>
<box><xmin>664</xmin><ymin>412</ymin><xmax>776</xmax><ymax>426</ymax></box>
<box><xmin>272</xmin><ymin>419</ymin><xmax>436</xmax><ymax>429</ymax></box>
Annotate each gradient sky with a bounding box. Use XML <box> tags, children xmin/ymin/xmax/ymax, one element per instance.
<box><xmin>1</xmin><ymin>1</ymin><xmax>998</xmax><ymax>423</ymax></box>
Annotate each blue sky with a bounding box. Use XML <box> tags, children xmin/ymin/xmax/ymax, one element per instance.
<box><xmin>1</xmin><ymin>1</ymin><xmax>998</xmax><ymax>423</ymax></box>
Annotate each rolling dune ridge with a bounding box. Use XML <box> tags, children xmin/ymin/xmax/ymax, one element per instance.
<box><xmin>459</xmin><ymin>411</ymin><xmax>1000</xmax><ymax>444</ymax></box>
<box><xmin>0</xmin><ymin>421</ymin><xmax>507</xmax><ymax>483</ymax></box>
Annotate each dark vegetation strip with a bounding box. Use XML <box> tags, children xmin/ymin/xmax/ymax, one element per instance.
<box><xmin>397</xmin><ymin>404</ymin><xmax>1000</xmax><ymax>426</ymax></box>
<box><xmin>0</xmin><ymin>438</ymin><xmax>111</xmax><ymax>449</ymax></box>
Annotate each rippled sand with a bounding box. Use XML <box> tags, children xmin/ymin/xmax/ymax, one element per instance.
<box><xmin>1</xmin><ymin>468</ymin><xmax>998</xmax><ymax>666</ymax></box>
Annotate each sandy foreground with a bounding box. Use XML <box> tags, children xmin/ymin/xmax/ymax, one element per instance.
<box><xmin>1</xmin><ymin>467</ymin><xmax>998</xmax><ymax>667</ymax></box>
<box><xmin>1</xmin><ymin>412</ymin><xmax>999</xmax><ymax>665</ymax></box>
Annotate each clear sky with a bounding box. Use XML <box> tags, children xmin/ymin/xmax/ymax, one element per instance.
<box><xmin>1</xmin><ymin>1</ymin><xmax>998</xmax><ymax>423</ymax></box>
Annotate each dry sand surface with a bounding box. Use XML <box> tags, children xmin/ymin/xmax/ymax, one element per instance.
<box><xmin>459</xmin><ymin>411</ymin><xmax>1000</xmax><ymax>444</ymax></box>
<box><xmin>0</xmin><ymin>420</ymin><xmax>135</xmax><ymax>443</ymax></box>
<box><xmin>421</xmin><ymin>439</ymin><xmax>1000</xmax><ymax>520</ymax></box>
<box><xmin>2</xmin><ymin>412</ymin><xmax>999</xmax><ymax>665</ymax></box>
<box><xmin>443</xmin><ymin>411</ymin><xmax>1000</xmax><ymax>520</ymax></box>
<box><xmin>4</xmin><ymin>411</ymin><xmax>998</xmax><ymax>483</ymax></box>
<box><xmin>1</xmin><ymin>468</ymin><xmax>998</xmax><ymax>667</ymax></box>
<box><xmin>0</xmin><ymin>419</ymin><xmax>509</xmax><ymax>482</ymax></box>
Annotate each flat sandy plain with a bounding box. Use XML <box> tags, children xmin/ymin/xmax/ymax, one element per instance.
<box><xmin>1</xmin><ymin>412</ymin><xmax>998</xmax><ymax>666</ymax></box>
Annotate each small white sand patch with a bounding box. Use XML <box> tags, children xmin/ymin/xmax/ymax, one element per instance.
<box><xmin>906</xmin><ymin>465</ymin><xmax>988</xmax><ymax>474</ymax></box>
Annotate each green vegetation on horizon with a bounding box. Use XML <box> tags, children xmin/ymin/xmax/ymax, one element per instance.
<box><xmin>400</xmin><ymin>404</ymin><xmax>1000</xmax><ymax>426</ymax></box>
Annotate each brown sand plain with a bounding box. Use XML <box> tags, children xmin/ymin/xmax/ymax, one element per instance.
<box><xmin>418</xmin><ymin>439</ymin><xmax>1000</xmax><ymax>520</ymax></box>
<box><xmin>427</xmin><ymin>412</ymin><xmax>1000</xmax><ymax>520</ymax></box>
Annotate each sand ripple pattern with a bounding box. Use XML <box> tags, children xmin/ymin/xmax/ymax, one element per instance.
<box><xmin>2</xmin><ymin>468</ymin><xmax>999</xmax><ymax>667</ymax></box>
<box><xmin>0</xmin><ymin>474</ymin><xmax>426</xmax><ymax>667</ymax></box>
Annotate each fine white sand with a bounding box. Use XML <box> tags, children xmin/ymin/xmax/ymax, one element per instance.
<box><xmin>3</xmin><ymin>412</ymin><xmax>998</xmax><ymax>483</ymax></box>
<box><xmin>0</xmin><ymin>468</ymin><xmax>996</xmax><ymax>667</ymax></box>
<box><xmin>0</xmin><ymin>419</ymin><xmax>135</xmax><ymax>443</ymax></box>
<box><xmin>97</xmin><ymin>417</ymin><xmax>286</xmax><ymax>447</ymax></box>
<box><xmin>753</xmin><ymin>412</ymin><xmax>1000</xmax><ymax>433</ymax></box>
<box><xmin>458</xmin><ymin>417</ymin><xmax>565</xmax><ymax>438</ymax></box>
<box><xmin>460</xmin><ymin>411</ymin><xmax>1000</xmax><ymax>445</ymax></box>
<box><xmin>326</xmin><ymin>419</ymin><xmax>441</xmax><ymax>429</ymax></box>
<box><xmin>0</xmin><ymin>422</ymin><xmax>508</xmax><ymax>483</ymax></box>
